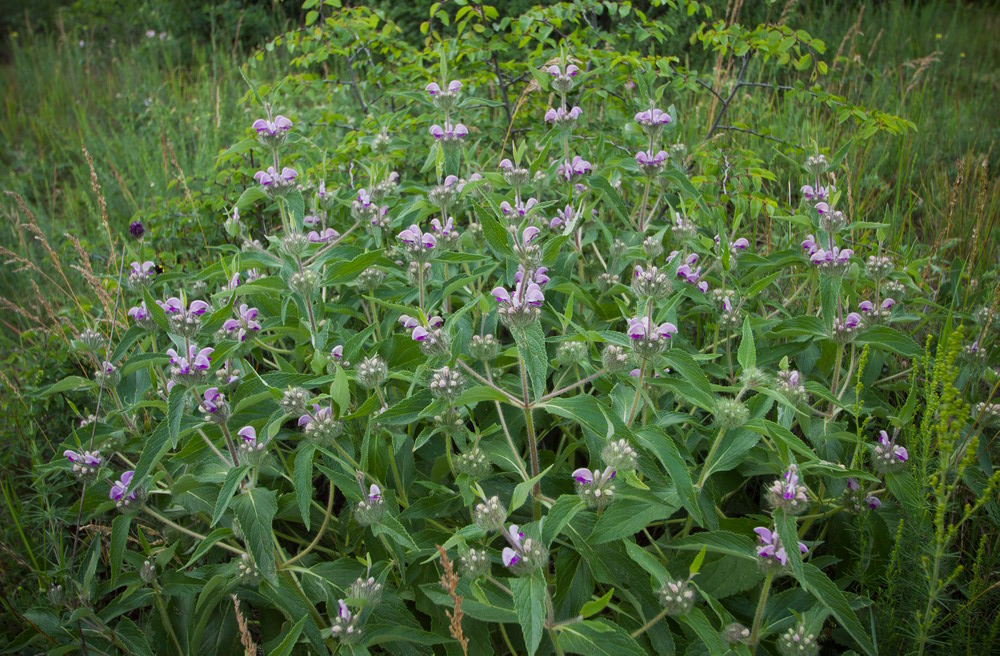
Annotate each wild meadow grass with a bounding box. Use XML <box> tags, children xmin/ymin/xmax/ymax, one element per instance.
<box><xmin>0</xmin><ymin>1</ymin><xmax>997</xmax><ymax>653</ymax></box>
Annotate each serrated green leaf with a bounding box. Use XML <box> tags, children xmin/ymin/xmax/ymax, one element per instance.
<box><xmin>513</xmin><ymin>574</ymin><xmax>547</xmax><ymax>656</ymax></box>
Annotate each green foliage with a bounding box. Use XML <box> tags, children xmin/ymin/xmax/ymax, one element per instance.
<box><xmin>1</xmin><ymin>1</ymin><xmax>999</xmax><ymax>654</ymax></box>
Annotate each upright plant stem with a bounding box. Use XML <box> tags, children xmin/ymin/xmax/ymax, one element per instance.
<box><xmin>749</xmin><ymin>571</ymin><xmax>775</xmax><ymax>648</ymax></box>
<box><xmin>695</xmin><ymin>426</ymin><xmax>727</xmax><ymax>488</ymax></box>
<box><xmin>518</xmin><ymin>353</ymin><xmax>541</xmax><ymax>519</ymax></box>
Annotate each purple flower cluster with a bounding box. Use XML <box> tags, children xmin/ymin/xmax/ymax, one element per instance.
<box><xmin>254</xmin><ymin>166</ymin><xmax>297</xmax><ymax>189</ymax></box>
<box><xmin>754</xmin><ymin>525</ymin><xmax>808</xmax><ymax>567</ymax></box>
<box><xmin>252</xmin><ymin>115</ymin><xmax>292</xmax><ymax>138</ymax></box>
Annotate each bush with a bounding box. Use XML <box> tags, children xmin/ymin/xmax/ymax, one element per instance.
<box><xmin>3</xmin><ymin>1</ymin><xmax>999</xmax><ymax>654</ymax></box>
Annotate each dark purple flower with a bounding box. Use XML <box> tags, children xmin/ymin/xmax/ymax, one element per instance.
<box><xmin>129</xmin><ymin>221</ymin><xmax>145</xmax><ymax>239</ymax></box>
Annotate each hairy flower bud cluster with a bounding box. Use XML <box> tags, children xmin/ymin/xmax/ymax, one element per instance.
<box><xmin>473</xmin><ymin>496</ymin><xmax>506</xmax><ymax>531</ymax></box>
<box><xmin>866</xmin><ymin>254</ymin><xmax>893</xmax><ymax>279</ymax></box>
<box><xmin>805</xmin><ymin>154</ymin><xmax>828</xmax><ymax>175</ymax></box>
<box><xmin>572</xmin><ymin>466</ymin><xmax>617</xmax><ymax>508</ymax></box>
<box><xmin>236</xmin><ymin>553</ymin><xmax>260</xmax><ymax>584</ymax></box>
<box><xmin>657</xmin><ymin>576</ymin><xmax>695</xmax><ymax>616</ymax></box>
<box><xmin>128</xmin><ymin>260</ymin><xmax>157</xmax><ymax>288</ymax></box>
<box><xmin>75</xmin><ymin>328</ymin><xmax>105</xmax><ymax>352</ymax></box>
<box><xmin>715</xmin><ymin>398</ymin><xmax>749</xmax><ymax>430</ymax></box>
<box><xmin>349</xmin><ymin>575</ymin><xmax>383</xmax><ymax>607</ymax></box>
<box><xmin>722</xmin><ymin>623</ymin><xmax>751</xmax><ymax>645</ymax></box>
<box><xmin>166</xmin><ymin>344</ymin><xmax>213</xmax><ymax>384</ymax></box>
<box><xmin>299</xmin><ymin>405</ymin><xmax>344</xmax><ymax>445</ymax></box>
<box><xmin>288</xmin><ymin>269</ymin><xmax>320</xmax><ymax>297</ymax></box>
<box><xmin>632</xmin><ymin>265</ymin><xmax>671</xmax><ymax>300</ymax></box>
<box><xmin>252</xmin><ymin>114</ymin><xmax>291</xmax><ymax>148</ymax></box>
<box><xmin>671</xmin><ymin>213</ymin><xmax>698</xmax><ymax>241</ymax></box>
<box><xmin>602</xmin><ymin>344</ymin><xmax>630</xmax><ymax>372</ymax></box>
<box><xmin>356</xmin><ymin>356</ymin><xmax>388</xmax><ymax>389</ymax></box>
<box><xmin>425</xmin><ymin>79</ymin><xmax>463</xmax><ymax>111</ymax></box>
<box><xmin>555</xmin><ymin>341</ymin><xmax>587</xmax><ymax>367</ymax></box>
<box><xmin>237</xmin><ymin>426</ymin><xmax>268</xmax><ymax>467</ymax></box>
<box><xmin>459</xmin><ymin>548</ymin><xmax>492</xmax><ymax>579</ymax></box>
<box><xmin>778</xmin><ymin>623</ymin><xmax>820</xmax><ymax>656</ymax></box>
<box><xmin>548</xmin><ymin>63</ymin><xmax>579</xmax><ymax>94</ymax></box>
<box><xmin>872</xmin><ymin>429</ymin><xmax>908</xmax><ymax>472</ymax></box>
<box><xmin>544</xmin><ymin>105</ymin><xmax>582</xmax><ymax>125</ymax></box>
<box><xmin>331</xmin><ymin>600</ymin><xmax>362</xmax><ymax>644</ymax></box>
<box><xmin>157</xmin><ymin>297</ymin><xmax>210</xmax><ymax>339</ymax></box>
<box><xmin>501</xmin><ymin>524</ymin><xmax>548</xmax><ymax>575</ymax></box>
<box><xmin>200</xmin><ymin>387</ymin><xmax>229</xmax><ymax>423</ymax></box>
<box><xmin>455</xmin><ymin>446</ymin><xmax>491</xmax><ymax>478</ymax></box>
<box><xmin>601</xmin><ymin>439</ymin><xmax>638</xmax><ymax>472</ymax></box>
<box><xmin>96</xmin><ymin>360</ymin><xmax>120</xmax><ymax>387</ymax></box>
<box><xmin>110</xmin><ymin>470</ymin><xmax>143</xmax><ymax>511</ymax></box>
<box><xmin>768</xmin><ymin>464</ymin><xmax>810</xmax><ymax>514</ymax></box>
<box><xmin>356</xmin><ymin>267</ymin><xmax>385</xmax><ymax>293</ymax></box>
<box><xmin>352</xmin><ymin>189</ymin><xmax>389</xmax><ymax>228</ymax></box>
<box><xmin>354</xmin><ymin>484</ymin><xmax>386</xmax><ymax>526</ymax></box>
<box><xmin>469</xmin><ymin>334</ymin><xmax>501</xmax><ymax>361</ymax></box>
<box><xmin>429</xmin><ymin>366</ymin><xmax>463</xmax><ymax>401</ymax></box>
<box><xmin>776</xmin><ymin>369</ymin><xmax>807</xmax><ymax>405</ymax></box>
<box><xmin>399</xmin><ymin>314</ymin><xmax>450</xmax><ymax>357</ymax></box>
<box><xmin>280</xmin><ymin>387</ymin><xmax>310</xmax><ymax>415</ymax></box>
<box><xmin>64</xmin><ymin>449</ymin><xmax>101</xmax><ymax>480</ymax></box>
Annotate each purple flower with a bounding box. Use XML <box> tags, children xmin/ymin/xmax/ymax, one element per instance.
<box><xmin>222</xmin><ymin>304</ymin><xmax>260</xmax><ymax>342</ymax></box>
<box><xmin>397</xmin><ymin>224</ymin><xmax>437</xmax><ymax>250</ymax></box>
<box><xmin>201</xmin><ymin>387</ymin><xmax>223</xmax><ymax>413</ymax></box>
<box><xmin>636</xmin><ymin>149</ymin><xmax>668</xmax><ymax>171</ymax></box>
<box><xmin>731</xmin><ymin>237</ymin><xmax>750</xmax><ymax>252</ymax></box>
<box><xmin>549</xmin><ymin>205</ymin><xmax>575</xmax><ymax>230</ymax></box>
<box><xmin>252</xmin><ymin>115</ymin><xmax>292</xmax><ymax>137</ymax></box>
<box><xmin>430</xmin><ymin>216</ymin><xmax>459</xmax><ymax>242</ymax></box>
<box><xmin>627</xmin><ymin>316</ymin><xmax>677</xmax><ymax>341</ymax></box>
<box><xmin>800</xmin><ymin>185</ymin><xmax>830</xmax><ymax>202</ymax></box>
<box><xmin>866</xmin><ymin>496</ymin><xmax>882</xmax><ymax>510</ymax></box>
<box><xmin>515</xmin><ymin>265</ymin><xmax>549</xmax><ymax>287</ymax></box>
<box><xmin>500</xmin><ymin>197</ymin><xmax>538</xmax><ymax>218</ymax></box>
<box><xmin>634</xmin><ymin>108</ymin><xmax>672</xmax><ymax>127</ymax></box>
<box><xmin>877</xmin><ymin>430</ymin><xmax>908</xmax><ymax>462</ymax></box>
<box><xmin>547</xmin><ymin>64</ymin><xmax>579</xmax><ymax>77</ymax></box>
<box><xmin>844</xmin><ymin>312</ymin><xmax>863</xmax><ymax>329</ymax></box>
<box><xmin>814</xmin><ymin>202</ymin><xmax>830</xmax><ymax>216</ymax></box>
<box><xmin>859</xmin><ymin>301</ymin><xmax>875</xmax><ymax>314</ymax></box>
<box><xmin>331</xmin><ymin>344</ymin><xmax>344</xmax><ymax>362</ymax></box>
<box><xmin>129</xmin><ymin>221</ymin><xmax>145</xmax><ymax>239</ymax></box>
<box><xmin>307</xmin><ymin>227</ymin><xmax>340</xmax><ymax>243</ymax></box>
<box><xmin>128</xmin><ymin>301</ymin><xmax>151</xmax><ymax>323</ymax></box>
<box><xmin>368</xmin><ymin>484</ymin><xmax>381</xmax><ymax>502</ymax></box>
<box><xmin>398</xmin><ymin>315</ymin><xmax>419</xmax><ymax>330</ymax></box>
<box><xmin>544</xmin><ymin>106</ymin><xmax>582</xmax><ymax>124</ymax></box>
<box><xmin>64</xmin><ymin>449</ymin><xmax>101</xmax><ymax>467</ymax></box>
<box><xmin>166</xmin><ymin>344</ymin><xmax>213</xmax><ymax>376</ymax></box>
<box><xmin>557</xmin><ymin>155</ymin><xmax>593</xmax><ymax>181</ymax></box>
<box><xmin>110</xmin><ymin>470</ymin><xmax>136</xmax><ymax>502</ymax></box>
<box><xmin>298</xmin><ymin>404</ymin><xmax>334</xmax><ymax>428</ymax></box>
<box><xmin>492</xmin><ymin>277</ymin><xmax>544</xmax><ymax>309</ymax></box>
<box><xmin>429</xmin><ymin>121</ymin><xmax>469</xmax><ymax>142</ymax></box>
<box><xmin>237</xmin><ymin>426</ymin><xmax>257</xmax><ymax>447</ymax></box>
<box><xmin>754</xmin><ymin>526</ymin><xmax>807</xmax><ymax>566</ymax></box>
<box><xmin>425</xmin><ymin>80</ymin><xmax>462</xmax><ymax>96</ymax></box>
<box><xmin>801</xmin><ymin>234</ymin><xmax>819</xmax><ymax>256</ymax></box>
<box><xmin>572</xmin><ymin>468</ymin><xmax>594</xmax><ymax>484</ymax></box>
<box><xmin>253</xmin><ymin>166</ymin><xmax>297</xmax><ymax>188</ymax></box>
<box><xmin>881</xmin><ymin>298</ymin><xmax>896</xmax><ymax>311</ymax></box>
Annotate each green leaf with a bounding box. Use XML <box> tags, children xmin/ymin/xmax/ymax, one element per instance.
<box><xmin>371</xmin><ymin>515</ymin><xmax>417</xmax><ymax>551</ymax></box>
<box><xmin>513</xmin><ymin>574</ymin><xmax>547</xmax><ymax>656</ymax></box>
<box><xmin>235</xmin><ymin>186</ymin><xmax>267</xmax><ymax>210</ymax></box>
<box><xmin>109</xmin><ymin>515</ymin><xmax>131</xmax><ymax>584</ymax></box>
<box><xmin>557</xmin><ymin>619</ymin><xmax>646</xmax><ymax>655</ymax></box>
<box><xmin>588</xmin><ymin>176</ymin><xmax>630</xmax><ymax>225</ymax></box>
<box><xmin>664</xmin><ymin>530</ymin><xmax>757</xmax><ymax>561</ymax></box>
<box><xmin>182</xmin><ymin>528</ymin><xmax>234</xmax><ymax>568</ymax></box>
<box><xmin>542</xmin><ymin>495</ymin><xmax>585</xmax><ymax>546</ymax></box>
<box><xmin>211</xmin><ymin>465</ymin><xmax>249</xmax><ymax>527</ymax></box>
<box><xmin>270</xmin><ymin>616</ymin><xmax>307</xmax><ymax>656</ymax></box>
<box><xmin>590</xmin><ymin>498</ymin><xmax>677</xmax><ymax>544</ymax></box>
<box><xmin>689</xmin><ymin>546</ymin><xmax>707</xmax><ymax>576</ymax></box>
<box><xmin>473</xmin><ymin>201</ymin><xmax>513</xmax><ymax>258</ymax></box>
<box><xmin>331</xmin><ymin>365</ymin><xmax>350</xmax><ymax>418</ymax></box>
<box><xmin>580</xmin><ymin>588</ymin><xmax>614</xmax><ymax>618</ymax></box>
<box><xmin>635</xmin><ymin>427</ymin><xmax>703</xmax><ymax>525</ymax></box>
<box><xmin>512</xmin><ymin>466</ymin><xmax>552</xmax><ymax>512</ymax></box>
<box><xmin>677</xmin><ymin>607</ymin><xmax>727</xmax><ymax>654</ymax></box>
<box><xmin>855</xmin><ymin>326</ymin><xmax>922</xmax><ymax>358</ymax></box>
<box><xmin>513</xmin><ymin>322</ymin><xmax>548</xmax><ymax>402</ymax></box>
<box><xmin>774</xmin><ymin>508</ymin><xmax>804</xmax><ymax>581</ymax></box>
<box><xmin>231</xmin><ymin>487</ymin><xmax>278</xmax><ymax>579</ymax></box>
<box><xmin>799</xmin><ymin>563</ymin><xmax>876</xmax><ymax>655</ymax></box>
<box><xmin>294</xmin><ymin>444</ymin><xmax>316</xmax><ymax>530</ymax></box>
<box><xmin>737</xmin><ymin>316</ymin><xmax>756</xmax><ymax>371</ymax></box>
<box><xmin>166</xmin><ymin>384</ymin><xmax>185</xmax><ymax>448</ymax></box>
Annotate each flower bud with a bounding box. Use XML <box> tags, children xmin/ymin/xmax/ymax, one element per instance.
<box><xmin>778</xmin><ymin>623</ymin><xmax>819</xmax><ymax>656</ymax></box>
<box><xmin>601</xmin><ymin>439</ymin><xmax>638</xmax><ymax>472</ymax></box>
<box><xmin>349</xmin><ymin>575</ymin><xmax>383</xmax><ymax>607</ymax></box>
<box><xmin>602</xmin><ymin>345</ymin><xmax>630</xmax><ymax>372</ymax></box>
<box><xmin>657</xmin><ymin>577</ymin><xmax>696</xmax><ymax>616</ymax></box>
<box><xmin>288</xmin><ymin>269</ymin><xmax>320</xmax><ymax>297</ymax></box>
<box><xmin>715</xmin><ymin>398</ymin><xmax>749</xmax><ymax>430</ymax></box>
<box><xmin>556</xmin><ymin>341</ymin><xmax>587</xmax><ymax>367</ymax></box>
<box><xmin>473</xmin><ymin>496</ymin><xmax>506</xmax><ymax>531</ymax></box>
<box><xmin>455</xmin><ymin>446</ymin><xmax>491</xmax><ymax>478</ymax></box>
<box><xmin>139</xmin><ymin>559</ymin><xmax>157</xmax><ymax>584</ymax></box>
<box><xmin>356</xmin><ymin>356</ymin><xmax>388</xmax><ymax>389</ymax></box>
<box><xmin>767</xmin><ymin>464</ymin><xmax>810</xmax><ymax>514</ymax></box>
<box><xmin>429</xmin><ymin>366</ymin><xmax>464</xmax><ymax>401</ymax></box>
<box><xmin>354</xmin><ymin>484</ymin><xmax>387</xmax><ymax>526</ymax></box>
<box><xmin>722</xmin><ymin>623</ymin><xmax>750</xmax><ymax>645</ymax></box>
<box><xmin>236</xmin><ymin>552</ymin><xmax>260</xmax><ymax>585</ymax></box>
<box><xmin>468</xmin><ymin>334</ymin><xmax>501</xmax><ymax>361</ymax></box>
<box><xmin>356</xmin><ymin>267</ymin><xmax>385</xmax><ymax>293</ymax></box>
<box><xmin>331</xmin><ymin>599</ymin><xmax>363</xmax><ymax>644</ymax></box>
<box><xmin>459</xmin><ymin>548</ymin><xmax>492</xmax><ymax>579</ymax></box>
<box><xmin>280</xmin><ymin>387</ymin><xmax>311</xmax><ymax>415</ymax></box>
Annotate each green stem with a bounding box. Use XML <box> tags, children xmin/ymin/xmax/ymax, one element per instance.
<box><xmin>625</xmin><ymin>359</ymin><xmax>646</xmax><ymax>427</ymax></box>
<box><xmin>749</xmin><ymin>571</ymin><xmax>775</xmax><ymax>648</ymax></box>
<box><xmin>518</xmin><ymin>354</ymin><xmax>541</xmax><ymax>519</ymax></box>
<box><xmin>695</xmin><ymin>427</ymin><xmax>727</xmax><ymax>489</ymax></box>
<box><xmin>152</xmin><ymin>581</ymin><xmax>184</xmax><ymax>656</ymax></box>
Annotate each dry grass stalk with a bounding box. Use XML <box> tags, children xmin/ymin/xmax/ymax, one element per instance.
<box><xmin>902</xmin><ymin>50</ymin><xmax>942</xmax><ymax>100</ymax></box>
<box><xmin>65</xmin><ymin>232</ymin><xmax>116</xmax><ymax>321</ymax></box>
<box><xmin>231</xmin><ymin>594</ymin><xmax>258</xmax><ymax>656</ymax></box>
<box><xmin>777</xmin><ymin>0</ymin><xmax>798</xmax><ymax>27</ymax></box>
<box><xmin>833</xmin><ymin>3</ymin><xmax>865</xmax><ymax>71</ymax></box>
<box><xmin>81</xmin><ymin>146</ymin><xmax>118</xmax><ymax>273</ymax></box>
<box><xmin>436</xmin><ymin>545</ymin><xmax>469</xmax><ymax>656</ymax></box>
<box><xmin>166</xmin><ymin>139</ymin><xmax>211</xmax><ymax>254</ymax></box>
